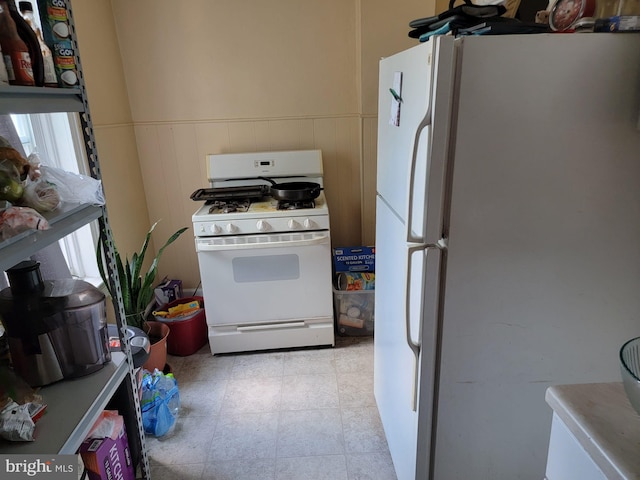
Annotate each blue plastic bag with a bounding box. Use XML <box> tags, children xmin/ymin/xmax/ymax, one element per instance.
<box><xmin>140</xmin><ymin>369</ymin><xmax>180</xmax><ymax>437</ymax></box>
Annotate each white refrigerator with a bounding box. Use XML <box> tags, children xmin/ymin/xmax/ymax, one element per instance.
<box><xmin>374</xmin><ymin>33</ymin><xmax>640</xmax><ymax>480</ymax></box>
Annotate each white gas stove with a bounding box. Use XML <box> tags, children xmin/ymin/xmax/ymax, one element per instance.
<box><xmin>191</xmin><ymin>150</ymin><xmax>335</xmax><ymax>355</ymax></box>
<box><xmin>192</xmin><ymin>193</ymin><xmax>330</xmax><ymax>237</ymax></box>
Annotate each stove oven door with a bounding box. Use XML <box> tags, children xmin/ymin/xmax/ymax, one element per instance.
<box><xmin>195</xmin><ymin>231</ymin><xmax>335</xmax><ymax>353</ymax></box>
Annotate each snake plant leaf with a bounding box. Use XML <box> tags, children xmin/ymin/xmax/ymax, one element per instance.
<box><xmin>96</xmin><ymin>221</ymin><xmax>188</xmax><ymax>329</ymax></box>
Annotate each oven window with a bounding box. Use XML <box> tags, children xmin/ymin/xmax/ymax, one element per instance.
<box><xmin>232</xmin><ymin>254</ymin><xmax>300</xmax><ymax>283</ymax></box>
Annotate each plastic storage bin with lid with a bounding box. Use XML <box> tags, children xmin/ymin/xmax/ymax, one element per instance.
<box><xmin>332</xmin><ymin>246</ymin><xmax>375</xmax><ymax>337</ymax></box>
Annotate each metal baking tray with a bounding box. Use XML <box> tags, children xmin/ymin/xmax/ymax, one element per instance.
<box><xmin>190</xmin><ymin>185</ymin><xmax>270</xmax><ymax>202</ymax></box>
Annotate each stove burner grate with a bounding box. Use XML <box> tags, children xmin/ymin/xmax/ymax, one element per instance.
<box><xmin>208</xmin><ymin>199</ymin><xmax>251</xmax><ymax>214</ymax></box>
<box><xmin>278</xmin><ymin>199</ymin><xmax>316</xmax><ymax>210</ymax></box>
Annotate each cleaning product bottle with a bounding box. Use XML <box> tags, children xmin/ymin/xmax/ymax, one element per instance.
<box><xmin>19</xmin><ymin>1</ymin><xmax>56</xmax><ymax>87</ymax></box>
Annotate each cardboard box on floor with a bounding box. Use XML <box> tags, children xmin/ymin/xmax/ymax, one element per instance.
<box><xmin>79</xmin><ymin>425</ymin><xmax>135</xmax><ymax>480</ymax></box>
<box><xmin>333</xmin><ymin>246</ymin><xmax>375</xmax><ymax>273</ymax></box>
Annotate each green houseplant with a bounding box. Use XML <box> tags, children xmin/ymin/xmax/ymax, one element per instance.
<box><xmin>97</xmin><ymin>221</ymin><xmax>188</xmax><ymax>331</ymax></box>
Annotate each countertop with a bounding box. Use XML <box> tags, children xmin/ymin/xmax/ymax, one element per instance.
<box><xmin>545</xmin><ymin>383</ymin><xmax>640</xmax><ymax>480</ymax></box>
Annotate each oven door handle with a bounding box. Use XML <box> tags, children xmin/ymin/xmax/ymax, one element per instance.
<box><xmin>196</xmin><ymin>232</ymin><xmax>330</xmax><ymax>251</ymax></box>
<box><xmin>237</xmin><ymin>322</ymin><xmax>307</xmax><ymax>331</ymax></box>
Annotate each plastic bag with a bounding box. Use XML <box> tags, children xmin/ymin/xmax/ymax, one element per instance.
<box><xmin>19</xmin><ymin>180</ymin><xmax>61</xmax><ymax>213</ymax></box>
<box><xmin>140</xmin><ymin>369</ymin><xmax>180</xmax><ymax>437</ymax></box>
<box><xmin>0</xmin><ymin>206</ymin><xmax>49</xmax><ymax>240</ymax></box>
<box><xmin>0</xmin><ymin>400</ymin><xmax>35</xmax><ymax>442</ymax></box>
<box><xmin>40</xmin><ymin>165</ymin><xmax>105</xmax><ymax>205</ymax></box>
<box><xmin>86</xmin><ymin>410</ymin><xmax>124</xmax><ymax>441</ymax></box>
<box><xmin>25</xmin><ymin>152</ymin><xmax>42</xmax><ymax>181</ymax></box>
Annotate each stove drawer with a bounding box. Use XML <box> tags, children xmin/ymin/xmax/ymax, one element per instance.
<box><xmin>208</xmin><ymin>319</ymin><xmax>334</xmax><ymax>355</ymax></box>
<box><xmin>195</xmin><ymin>231</ymin><xmax>333</xmax><ymax>327</ymax></box>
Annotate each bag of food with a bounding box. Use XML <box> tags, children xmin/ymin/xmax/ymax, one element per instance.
<box><xmin>0</xmin><ymin>136</ymin><xmax>31</xmax><ymax>181</ymax></box>
<box><xmin>0</xmin><ymin>206</ymin><xmax>49</xmax><ymax>241</ymax></box>
<box><xmin>0</xmin><ymin>159</ymin><xmax>24</xmax><ymax>203</ymax></box>
<box><xmin>19</xmin><ymin>180</ymin><xmax>61</xmax><ymax>213</ymax></box>
<box><xmin>40</xmin><ymin>165</ymin><xmax>105</xmax><ymax>205</ymax></box>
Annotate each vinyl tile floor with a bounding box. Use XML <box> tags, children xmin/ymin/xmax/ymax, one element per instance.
<box><xmin>145</xmin><ymin>336</ymin><xmax>398</xmax><ymax>480</ymax></box>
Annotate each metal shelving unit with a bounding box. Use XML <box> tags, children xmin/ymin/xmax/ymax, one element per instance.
<box><xmin>0</xmin><ymin>353</ymin><xmax>129</xmax><ymax>455</ymax></box>
<box><xmin>0</xmin><ymin>203</ymin><xmax>103</xmax><ymax>272</ymax></box>
<box><xmin>0</xmin><ymin>1</ymin><xmax>150</xmax><ymax>478</ymax></box>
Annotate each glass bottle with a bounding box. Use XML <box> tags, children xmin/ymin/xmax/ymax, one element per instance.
<box><xmin>18</xmin><ymin>1</ymin><xmax>56</xmax><ymax>87</ymax></box>
<box><xmin>6</xmin><ymin>0</ymin><xmax>43</xmax><ymax>86</ymax></box>
<box><xmin>0</xmin><ymin>0</ymin><xmax>34</xmax><ymax>86</ymax></box>
<box><xmin>0</xmin><ymin>43</ymin><xmax>9</xmax><ymax>85</ymax></box>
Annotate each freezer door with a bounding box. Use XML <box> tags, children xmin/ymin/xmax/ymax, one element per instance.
<box><xmin>374</xmin><ymin>196</ymin><xmax>442</xmax><ymax>480</ymax></box>
<box><xmin>376</xmin><ymin>36</ymin><xmax>455</xmax><ymax>244</ymax></box>
<box><xmin>377</xmin><ymin>41</ymin><xmax>433</xmax><ymax>232</ymax></box>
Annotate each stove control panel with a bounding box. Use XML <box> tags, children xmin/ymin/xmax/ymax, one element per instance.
<box><xmin>194</xmin><ymin>214</ymin><xmax>330</xmax><ymax>237</ymax></box>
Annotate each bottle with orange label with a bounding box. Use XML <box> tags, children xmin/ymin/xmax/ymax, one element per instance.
<box><xmin>0</xmin><ymin>0</ymin><xmax>35</xmax><ymax>86</ymax></box>
<box><xmin>7</xmin><ymin>0</ymin><xmax>44</xmax><ymax>86</ymax></box>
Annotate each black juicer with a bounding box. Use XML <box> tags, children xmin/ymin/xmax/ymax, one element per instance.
<box><xmin>0</xmin><ymin>260</ymin><xmax>111</xmax><ymax>387</ymax></box>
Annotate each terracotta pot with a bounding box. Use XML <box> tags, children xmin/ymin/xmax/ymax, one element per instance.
<box><xmin>142</xmin><ymin>321</ymin><xmax>170</xmax><ymax>373</ymax></box>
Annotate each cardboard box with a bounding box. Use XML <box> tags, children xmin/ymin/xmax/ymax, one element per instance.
<box><xmin>333</xmin><ymin>246</ymin><xmax>375</xmax><ymax>272</ymax></box>
<box><xmin>154</xmin><ymin>278</ymin><xmax>183</xmax><ymax>306</ymax></box>
<box><xmin>80</xmin><ymin>426</ymin><xmax>135</xmax><ymax>480</ymax></box>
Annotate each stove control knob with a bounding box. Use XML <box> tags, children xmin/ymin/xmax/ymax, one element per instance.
<box><xmin>256</xmin><ymin>220</ymin><xmax>270</xmax><ymax>231</ymax></box>
<box><xmin>225</xmin><ymin>223</ymin><xmax>237</xmax><ymax>234</ymax></box>
<box><xmin>303</xmin><ymin>218</ymin><xmax>316</xmax><ymax>229</ymax></box>
<box><xmin>209</xmin><ymin>224</ymin><xmax>221</xmax><ymax>234</ymax></box>
<box><xmin>288</xmin><ymin>219</ymin><xmax>301</xmax><ymax>230</ymax></box>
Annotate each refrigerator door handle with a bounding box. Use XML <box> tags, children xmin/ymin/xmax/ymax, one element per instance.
<box><xmin>406</xmin><ymin>115</ymin><xmax>432</xmax><ymax>245</ymax></box>
<box><xmin>406</xmin><ymin>242</ymin><xmax>427</xmax><ymax>411</ymax></box>
<box><xmin>406</xmin><ymin>59</ymin><xmax>435</xmax><ymax>245</ymax></box>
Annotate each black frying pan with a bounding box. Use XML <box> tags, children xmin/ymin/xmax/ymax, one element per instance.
<box><xmin>259</xmin><ymin>177</ymin><xmax>322</xmax><ymax>202</ymax></box>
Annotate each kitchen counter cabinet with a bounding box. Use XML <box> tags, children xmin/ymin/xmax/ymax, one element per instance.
<box><xmin>545</xmin><ymin>383</ymin><xmax>640</xmax><ymax>480</ymax></box>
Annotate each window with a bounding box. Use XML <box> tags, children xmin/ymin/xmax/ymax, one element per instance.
<box><xmin>10</xmin><ymin>113</ymin><xmax>102</xmax><ymax>286</ymax></box>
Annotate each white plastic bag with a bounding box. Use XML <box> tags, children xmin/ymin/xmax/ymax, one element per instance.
<box><xmin>0</xmin><ymin>400</ymin><xmax>35</xmax><ymax>442</ymax></box>
<box><xmin>40</xmin><ymin>165</ymin><xmax>105</xmax><ymax>205</ymax></box>
<box><xmin>0</xmin><ymin>206</ymin><xmax>49</xmax><ymax>241</ymax></box>
<box><xmin>86</xmin><ymin>410</ymin><xmax>125</xmax><ymax>440</ymax></box>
